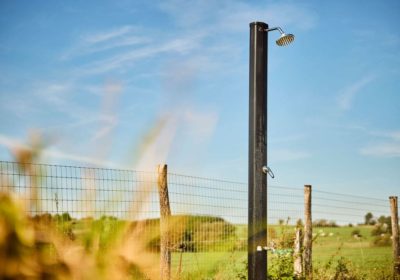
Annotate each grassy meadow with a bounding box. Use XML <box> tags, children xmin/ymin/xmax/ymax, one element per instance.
<box><xmin>168</xmin><ymin>225</ymin><xmax>394</xmax><ymax>279</ymax></box>
<box><xmin>0</xmin><ymin>159</ymin><xmax>395</xmax><ymax>279</ymax></box>
<box><xmin>0</xmin><ymin>190</ymin><xmax>395</xmax><ymax>280</ymax></box>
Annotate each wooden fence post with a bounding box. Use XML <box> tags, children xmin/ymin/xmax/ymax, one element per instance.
<box><xmin>304</xmin><ymin>185</ymin><xmax>312</xmax><ymax>279</ymax></box>
<box><xmin>294</xmin><ymin>228</ymin><xmax>303</xmax><ymax>278</ymax></box>
<box><xmin>158</xmin><ymin>164</ymin><xmax>171</xmax><ymax>280</ymax></box>
<box><xmin>390</xmin><ymin>196</ymin><xmax>400</xmax><ymax>277</ymax></box>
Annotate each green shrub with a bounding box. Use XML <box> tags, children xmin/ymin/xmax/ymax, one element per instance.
<box><xmin>350</xmin><ymin>229</ymin><xmax>362</xmax><ymax>238</ymax></box>
<box><xmin>371</xmin><ymin>223</ymin><xmax>390</xmax><ymax>236</ymax></box>
<box><xmin>372</xmin><ymin>233</ymin><xmax>391</xmax><ymax>247</ymax></box>
<box><xmin>333</xmin><ymin>257</ymin><xmax>360</xmax><ymax>280</ymax></box>
<box><xmin>136</xmin><ymin>215</ymin><xmax>237</xmax><ymax>252</ymax></box>
<box><xmin>371</xmin><ymin>221</ymin><xmax>392</xmax><ymax>247</ymax></box>
<box><xmin>314</xmin><ymin>256</ymin><xmax>364</xmax><ymax>280</ymax></box>
<box><xmin>268</xmin><ymin>254</ymin><xmax>294</xmax><ymax>280</ymax></box>
<box><xmin>267</xmin><ymin>219</ymin><xmax>297</xmax><ymax>280</ymax></box>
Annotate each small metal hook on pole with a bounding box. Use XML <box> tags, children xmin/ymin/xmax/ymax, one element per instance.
<box><xmin>262</xmin><ymin>166</ymin><xmax>275</xmax><ymax>178</ymax></box>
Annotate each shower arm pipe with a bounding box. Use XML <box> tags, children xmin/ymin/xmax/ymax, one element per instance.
<box><xmin>264</xmin><ymin>27</ymin><xmax>284</xmax><ymax>34</ymax></box>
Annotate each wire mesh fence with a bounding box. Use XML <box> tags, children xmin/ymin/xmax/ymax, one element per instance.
<box><xmin>0</xmin><ymin>161</ymin><xmax>159</xmax><ymax>219</ymax></box>
<box><xmin>0</xmin><ymin>160</ymin><xmax>395</xmax><ymax>278</ymax></box>
<box><xmin>268</xmin><ymin>185</ymin><xmax>392</xmax><ymax>271</ymax></box>
<box><xmin>0</xmin><ymin>161</ymin><xmax>248</xmax><ymax>275</ymax></box>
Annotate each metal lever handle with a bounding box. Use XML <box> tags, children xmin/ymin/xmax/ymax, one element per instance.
<box><xmin>262</xmin><ymin>166</ymin><xmax>275</xmax><ymax>178</ymax></box>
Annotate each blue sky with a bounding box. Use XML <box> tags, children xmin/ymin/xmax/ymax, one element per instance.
<box><xmin>0</xmin><ymin>0</ymin><xmax>399</xmax><ymax>198</ymax></box>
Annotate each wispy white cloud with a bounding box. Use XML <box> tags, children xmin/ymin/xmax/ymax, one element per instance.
<box><xmin>0</xmin><ymin>134</ymin><xmax>29</xmax><ymax>151</ymax></box>
<box><xmin>61</xmin><ymin>25</ymin><xmax>150</xmax><ymax>60</ymax></box>
<box><xmin>337</xmin><ymin>75</ymin><xmax>376</xmax><ymax>110</ymax></box>
<box><xmin>11</xmin><ymin>81</ymin><xmax>124</xmax><ymax>151</ymax></box>
<box><xmin>63</xmin><ymin>1</ymin><xmax>316</xmax><ymax>76</ymax></box>
<box><xmin>84</xmin><ymin>36</ymin><xmax>150</xmax><ymax>56</ymax></box>
<box><xmin>75</xmin><ymin>34</ymin><xmax>203</xmax><ymax>76</ymax></box>
<box><xmin>387</xmin><ymin>131</ymin><xmax>400</xmax><ymax>141</ymax></box>
<box><xmin>2</xmin><ymin>1</ymin><xmax>318</xmax><ymax>171</ymax></box>
<box><xmin>360</xmin><ymin>129</ymin><xmax>400</xmax><ymax>158</ymax></box>
<box><xmin>0</xmin><ymin>93</ymin><xmax>37</xmax><ymax>119</ymax></box>
<box><xmin>364</xmin><ymin>130</ymin><xmax>400</xmax><ymax>141</ymax></box>
<box><xmin>35</xmin><ymin>83</ymin><xmax>73</xmax><ymax>107</ymax></box>
<box><xmin>0</xmin><ymin>81</ymin><xmax>80</xmax><ymax>122</ymax></box>
<box><xmin>44</xmin><ymin>148</ymin><xmax>123</xmax><ymax>167</ymax></box>
<box><xmin>89</xmin><ymin>80</ymin><xmax>123</xmax><ymax>160</ymax></box>
<box><xmin>84</xmin><ymin>25</ymin><xmax>134</xmax><ymax>44</ymax></box>
<box><xmin>353</xmin><ymin>28</ymin><xmax>400</xmax><ymax>49</ymax></box>
<box><xmin>32</xmin><ymin>81</ymin><xmax>97</xmax><ymax>121</ymax></box>
<box><xmin>360</xmin><ymin>142</ymin><xmax>400</xmax><ymax>158</ymax></box>
<box><xmin>159</xmin><ymin>0</ymin><xmax>216</xmax><ymax>27</ymax></box>
<box><xmin>313</xmin><ymin>124</ymin><xmax>400</xmax><ymax>158</ymax></box>
<box><xmin>159</xmin><ymin>0</ymin><xmax>317</xmax><ymax>31</ymax></box>
<box><xmin>217</xmin><ymin>2</ymin><xmax>317</xmax><ymax>32</ymax></box>
<box><xmin>0</xmin><ymin>133</ymin><xmax>124</xmax><ymax>168</ymax></box>
<box><xmin>90</xmin><ymin>115</ymin><xmax>118</xmax><ymax>142</ymax></box>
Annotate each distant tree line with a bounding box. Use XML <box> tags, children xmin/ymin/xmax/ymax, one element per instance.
<box><xmin>312</xmin><ymin>219</ymin><xmax>338</xmax><ymax>227</ymax></box>
<box><xmin>364</xmin><ymin>212</ymin><xmax>391</xmax><ymax>228</ymax></box>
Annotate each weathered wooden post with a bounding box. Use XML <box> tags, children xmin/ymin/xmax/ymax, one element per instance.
<box><xmin>304</xmin><ymin>185</ymin><xmax>312</xmax><ymax>279</ymax></box>
<box><xmin>389</xmin><ymin>196</ymin><xmax>400</xmax><ymax>277</ymax></box>
<box><xmin>158</xmin><ymin>164</ymin><xmax>171</xmax><ymax>280</ymax></box>
<box><xmin>294</xmin><ymin>228</ymin><xmax>303</xmax><ymax>278</ymax></box>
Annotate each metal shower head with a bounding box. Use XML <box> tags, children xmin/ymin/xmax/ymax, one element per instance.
<box><xmin>276</xmin><ymin>33</ymin><xmax>294</xmax><ymax>46</ymax></box>
<box><xmin>265</xmin><ymin>27</ymin><xmax>295</xmax><ymax>47</ymax></box>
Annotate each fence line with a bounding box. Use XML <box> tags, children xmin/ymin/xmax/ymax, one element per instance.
<box><xmin>0</xmin><ymin>159</ymin><xmax>392</xmax><ymax>225</ymax></box>
<box><xmin>0</xmin><ymin>160</ymin><xmax>396</xmax><ymax>278</ymax></box>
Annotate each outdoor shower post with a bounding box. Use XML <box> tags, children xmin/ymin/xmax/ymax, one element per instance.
<box><xmin>248</xmin><ymin>21</ymin><xmax>268</xmax><ymax>280</ymax></box>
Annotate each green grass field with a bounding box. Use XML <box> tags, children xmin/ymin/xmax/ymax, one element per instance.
<box><xmin>312</xmin><ymin>226</ymin><xmax>391</xmax><ymax>268</ymax></box>
<box><xmin>0</xmin><ymin>193</ymin><xmax>395</xmax><ymax>280</ymax></box>
<box><xmin>166</xmin><ymin>225</ymin><xmax>393</xmax><ymax>279</ymax></box>
<box><xmin>73</xmin><ymin>220</ymin><xmax>396</xmax><ymax>279</ymax></box>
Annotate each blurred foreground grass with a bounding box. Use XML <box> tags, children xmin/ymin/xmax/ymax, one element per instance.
<box><xmin>0</xmin><ymin>191</ymin><xmax>396</xmax><ymax>279</ymax></box>
<box><xmin>0</xmin><ymin>191</ymin><xmax>162</xmax><ymax>279</ymax></box>
<box><xmin>0</xmin><ymin>190</ymin><xmax>242</xmax><ymax>280</ymax></box>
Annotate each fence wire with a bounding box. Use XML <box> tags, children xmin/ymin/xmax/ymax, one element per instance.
<box><xmin>0</xmin><ymin>161</ymin><xmax>395</xmax><ymax>277</ymax></box>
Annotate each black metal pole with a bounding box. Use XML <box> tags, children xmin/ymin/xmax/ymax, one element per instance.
<box><xmin>248</xmin><ymin>21</ymin><xmax>268</xmax><ymax>280</ymax></box>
